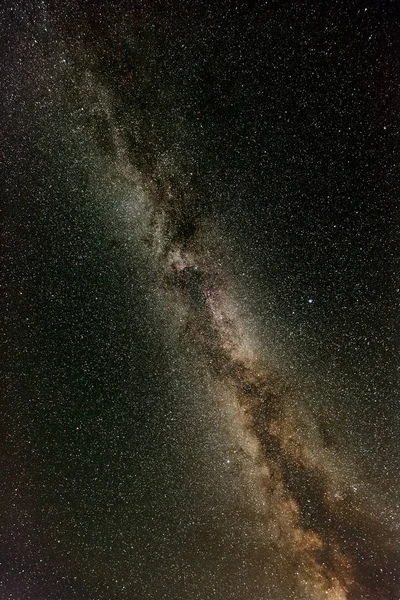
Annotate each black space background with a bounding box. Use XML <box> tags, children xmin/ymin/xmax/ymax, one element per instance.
<box><xmin>2</xmin><ymin>1</ymin><xmax>399</xmax><ymax>599</ymax></box>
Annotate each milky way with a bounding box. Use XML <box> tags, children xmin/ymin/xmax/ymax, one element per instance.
<box><xmin>76</xmin><ymin>72</ymin><xmax>399</xmax><ymax>599</ymax></box>
<box><xmin>3</xmin><ymin>2</ymin><xmax>399</xmax><ymax>599</ymax></box>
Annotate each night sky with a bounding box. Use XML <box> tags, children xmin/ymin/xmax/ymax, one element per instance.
<box><xmin>2</xmin><ymin>1</ymin><xmax>399</xmax><ymax>599</ymax></box>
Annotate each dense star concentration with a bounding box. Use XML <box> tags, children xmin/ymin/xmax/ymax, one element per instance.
<box><xmin>2</xmin><ymin>1</ymin><xmax>399</xmax><ymax>599</ymax></box>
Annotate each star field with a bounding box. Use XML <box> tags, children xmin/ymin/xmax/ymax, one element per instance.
<box><xmin>2</xmin><ymin>1</ymin><xmax>399</xmax><ymax>599</ymax></box>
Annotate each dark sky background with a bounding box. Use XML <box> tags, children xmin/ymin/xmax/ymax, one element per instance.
<box><xmin>2</xmin><ymin>1</ymin><xmax>399</xmax><ymax>599</ymax></box>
